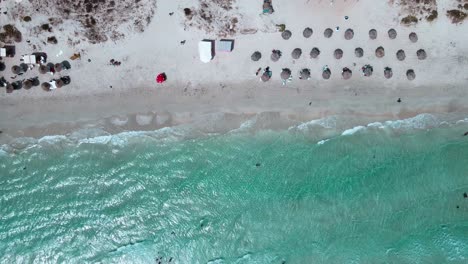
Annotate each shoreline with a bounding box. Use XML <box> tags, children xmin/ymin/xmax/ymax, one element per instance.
<box><xmin>1</xmin><ymin>81</ymin><xmax>467</xmax><ymax>145</ymax></box>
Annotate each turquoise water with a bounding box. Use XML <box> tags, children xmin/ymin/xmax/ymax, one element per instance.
<box><xmin>1</xmin><ymin>115</ymin><xmax>468</xmax><ymax>263</ymax></box>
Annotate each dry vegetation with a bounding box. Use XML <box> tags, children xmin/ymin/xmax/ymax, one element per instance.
<box><xmin>0</xmin><ymin>25</ymin><xmax>22</xmax><ymax>43</ymax></box>
<box><xmin>183</xmin><ymin>0</ymin><xmax>239</xmax><ymax>37</ymax></box>
<box><xmin>391</xmin><ymin>0</ymin><xmax>438</xmax><ymax>25</ymax></box>
<box><xmin>447</xmin><ymin>0</ymin><xmax>468</xmax><ymax>23</ymax></box>
<box><xmin>25</xmin><ymin>0</ymin><xmax>157</xmax><ymax>43</ymax></box>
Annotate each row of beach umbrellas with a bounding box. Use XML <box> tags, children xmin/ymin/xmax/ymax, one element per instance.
<box><xmin>282</xmin><ymin>28</ymin><xmax>418</xmax><ymax>42</ymax></box>
<box><xmin>260</xmin><ymin>67</ymin><xmax>416</xmax><ymax>82</ymax></box>
<box><xmin>251</xmin><ymin>48</ymin><xmax>427</xmax><ymax>61</ymax></box>
<box><xmin>10</xmin><ymin>61</ymin><xmax>71</xmax><ymax>75</ymax></box>
<box><xmin>4</xmin><ymin>77</ymin><xmax>40</xmax><ymax>93</ymax></box>
<box><xmin>4</xmin><ymin>76</ymin><xmax>71</xmax><ymax>93</ymax></box>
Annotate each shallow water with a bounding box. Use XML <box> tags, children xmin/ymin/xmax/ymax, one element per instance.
<box><xmin>1</xmin><ymin>114</ymin><xmax>468</xmax><ymax>263</ymax></box>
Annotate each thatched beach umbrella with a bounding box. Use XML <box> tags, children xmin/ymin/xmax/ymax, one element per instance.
<box><xmin>55</xmin><ymin>79</ymin><xmax>64</xmax><ymax>88</ymax></box>
<box><xmin>369</xmin><ymin>29</ymin><xmax>377</xmax><ymax>39</ymax></box>
<box><xmin>291</xmin><ymin>48</ymin><xmax>302</xmax><ymax>59</ymax></box>
<box><xmin>6</xmin><ymin>83</ymin><xmax>14</xmax><ymax>93</ymax></box>
<box><xmin>280</xmin><ymin>68</ymin><xmax>291</xmax><ymax>80</ymax></box>
<box><xmin>362</xmin><ymin>64</ymin><xmax>373</xmax><ymax>77</ymax></box>
<box><xmin>41</xmin><ymin>82</ymin><xmax>51</xmax><ymax>91</ymax></box>
<box><xmin>344</xmin><ymin>29</ymin><xmax>354</xmax><ymax>40</ymax></box>
<box><xmin>342</xmin><ymin>67</ymin><xmax>352</xmax><ymax>80</ymax></box>
<box><xmin>251</xmin><ymin>51</ymin><xmax>262</xmax><ymax>61</ymax></box>
<box><xmin>61</xmin><ymin>60</ymin><xmax>71</xmax><ymax>70</ymax></box>
<box><xmin>271</xmin><ymin>50</ymin><xmax>282</xmax><ymax>62</ymax></box>
<box><xmin>303</xmin><ymin>27</ymin><xmax>313</xmax><ymax>38</ymax></box>
<box><xmin>322</xmin><ymin>67</ymin><xmax>331</xmax><ymax>80</ymax></box>
<box><xmin>388</xmin><ymin>28</ymin><xmax>397</xmax><ymax>39</ymax></box>
<box><xmin>281</xmin><ymin>30</ymin><xmax>292</xmax><ymax>40</ymax></box>
<box><xmin>334</xmin><ymin>49</ymin><xmax>343</xmax><ymax>59</ymax></box>
<box><xmin>324</xmin><ymin>28</ymin><xmax>333</xmax><ymax>38</ymax></box>
<box><xmin>375</xmin><ymin>46</ymin><xmax>385</xmax><ymax>58</ymax></box>
<box><xmin>396</xmin><ymin>49</ymin><xmax>406</xmax><ymax>61</ymax></box>
<box><xmin>355</xmin><ymin>48</ymin><xmax>363</xmax><ymax>58</ymax></box>
<box><xmin>19</xmin><ymin>63</ymin><xmax>29</xmax><ymax>73</ymax></box>
<box><xmin>299</xmin><ymin>68</ymin><xmax>311</xmax><ymax>80</ymax></box>
<box><xmin>409</xmin><ymin>32</ymin><xmax>418</xmax><ymax>43</ymax></box>
<box><xmin>417</xmin><ymin>49</ymin><xmax>427</xmax><ymax>60</ymax></box>
<box><xmin>31</xmin><ymin>77</ymin><xmax>40</xmax><ymax>86</ymax></box>
<box><xmin>11</xmin><ymin>65</ymin><xmax>21</xmax><ymax>74</ymax></box>
<box><xmin>23</xmin><ymin>79</ymin><xmax>33</xmax><ymax>90</ymax></box>
<box><xmin>310</xmin><ymin>47</ymin><xmax>320</xmax><ymax>58</ymax></box>
<box><xmin>384</xmin><ymin>67</ymin><xmax>393</xmax><ymax>79</ymax></box>
<box><xmin>407</xmin><ymin>69</ymin><xmax>416</xmax><ymax>80</ymax></box>
<box><xmin>55</xmin><ymin>63</ymin><xmax>63</xmax><ymax>72</ymax></box>
<box><xmin>261</xmin><ymin>72</ymin><xmax>271</xmax><ymax>82</ymax></box>
<box><xmin>0</xmin><ymin>61</ymin><xmax>5</xmax><ymax>71</ymax></box>
<box><xmin>39</xmin><ymin>65</ymin><xmax>49</xmax><ymax>74</ymax></box>
<box><xmin>11</xmin><ymin>81</ymin><xmax>22</xmax><ymax>90</ymax></box>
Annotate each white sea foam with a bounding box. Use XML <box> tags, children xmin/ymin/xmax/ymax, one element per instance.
<box><xmin>341</xmin><ymin>126</ymin><xmax>365</xmax><ymax>136</ymax></box>
<box><xmin>317</xmin><ymin>139</ymin><xmax>330</xmax><ymax>145</ymax></box>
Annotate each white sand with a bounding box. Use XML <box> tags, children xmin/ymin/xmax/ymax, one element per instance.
<box><xmin>1</xmin><ymin>0</ymin><xmax>468</xmax><ymax>140</ymax></box>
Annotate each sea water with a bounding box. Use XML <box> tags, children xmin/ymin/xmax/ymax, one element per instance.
<box><xmin>1</xmin><ymin>114</ymin><xmax>468</xmax><ymax>263</ymax></box>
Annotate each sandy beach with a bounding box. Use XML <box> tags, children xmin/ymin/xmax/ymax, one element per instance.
<box><xmin>1</xmin><ymin>0</ymin><xmax>468</xmax><ymax>142</ymax></box>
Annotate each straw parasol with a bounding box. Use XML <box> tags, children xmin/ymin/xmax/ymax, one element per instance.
<box><xmin>303</xmin><ymin>27</ymin><xmax>313</xmax><ymax>38</ymax></box>
<box><xmin>299</xmin><ymin>68</ymin><xmax>311</xmax><ymax>80</ymax></box>
<box><xmin>11</xmin><ymin>81</ymin><xmax>22</xmax><ymax>90</ymax></box>
<box><xmin>310</xmin><ymin>47</ymin><xmax>320</xmax><ymax>58</ymax></box>
<box><xmin>406</xmin><ymin>69</ymin><xmax>416</xmax><ymax>80</ymax></box>
<box><xmin>396</xmin><ymin>50</ymin><xmax>406</xmax><ymax>61</ymax></box>
<box><xmin>355</xmin><ymin>48</ymin><xmax>364</xmax><ymax>58</ymax></box>
<box><xmin>0</xmin><ymin>61</ymin><xmax>5</xmax><ymax>71</ymax></box>
<box><xmin>55</xmin><ymin>63</ymin><xmax>63</xmax><ymax>72</ymax></box>
<box><xmin>388</xmin><ymin>28</ymin><xmax>397</xmax><ymax>39</ymax></box>
<box><xmin>342</xmin><ymin>67</ymin><xmax>352</xmax><ymax>79</ymax></box>
<box><xmin>55</xmin><ymin>79</ymin><xmax>64</xmax><ymax>88</ymax></box>
<box><xmin>280</xmin><ymin>68</ymin><xmax>291</xmax><ymax>80</ymax></box>
<box><xmin>369</xmin><ymin>29</ymin><xmax>377</xmax><ymax>39</ymax></box>
<box><xmin>31</xmin><ymin>77</ymin><xmax>40</xmax><ymax>86</ymax></box>
<box><xmin>417</xmin><ymin>49</ymin><xmax>427</xmax><ymax>60</ymax></box>
<box><xmin>375</xmin><ymin>46</ymin><xmax>385</xmax><ymax>58</ymax></box>
<box><xmin>23</xmin><ymin>79</ymin><xmax>33</xmax><ymax>90</ymax></box>
<box><xmin>11</xmin><ymin>65</ymin><xmax>21</xmax><ymax>74</ymax></box>
<box><xmin>281</xmin><ymin>30</ymin><xmax>292</xmax><ymax>40</ymax></box>
<box><xmin>261</xmin><ymin>72</ymin><xmax>271</xmax><ymax>82</ymax></box>
<box><xmin>362</xmin><ymin>64</ymin><xmax>373</xmax><ymax>77</ymax></box>
<box><xmin>251</xmin><ymin>51</ymin><xmax>262</xmax><ymax>61</ymax></box>
<box><xmin>384</xmin><ymin>67</ymin><xmax>393</xmax><ymax>79</ymax></box>
<box><xmin>41</xmin><ymin>82</ymin><xmax>51</xmax><ymax>91</ymax></box>
<box><xmin>6</xmin><ymin>83</ymin><xmax>14</xmax><ymax>93</ymax></box>
<box><xmin>61</xmin><ymin>60</ymin><xmax>71</xmax><ymax>70</ymax></box>
<box><xmin>20</xmin><ymin>63</ymin><xmax>29</xmax><ymax>73</ymax></box>
<box><xmin>334</xmin><ymin>49</ymin><xmax>343</xmax><ymax>59</ymax></box>
<box><xmin>344</xmin><ymin>29</ymin><xmax>354</xmax><ymax>40</ymax></box>
<box><xmin>39</xmin><ymin>65</ymin><xmax>49</xmax><ymax>74</ymax></box>
<box><xmin>291</xmin><ymin>48</ymin><xmax>302</xmax><ymax>59</ymax></box>
<box><xmin>322</xmin><ymin>68</ymin><xmax>331</xmax><ymax>79</ymax></box>
<box><xmin>324</xmin><ymin>28</ymin><xmax>333</xmax><ymax>38</ymax></box>
<box><xmin>271</xmin><ymin>50</ymin><xmax>282</xmax><ymax>62</ymax></box>
<box><xmin>409</xmin><ymin>32</ymin><xmax>418</xmax><ymax>43</ymax></box>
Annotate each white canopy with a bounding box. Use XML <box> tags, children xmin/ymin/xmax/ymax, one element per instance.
<box><xmin>0</xmin><ymin>48</ymin><xmax>6</xmax><ymax>57</ymax></box>
<box><xmin>198</xmin><ymin>40</ymin><xmax>213</xmax><ymax>63</ymax></box>
<box><xmin>22</xmin><ymin>55</ymin><xmax>36</xmax><ymax>64</ymax></box>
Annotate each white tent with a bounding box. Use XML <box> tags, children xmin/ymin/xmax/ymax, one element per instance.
<box><xmin>0</xmin><ymin>48</ymin><xmax>6</xmax><ymax>57</ymax></box>
<box><xmin>22</xmin><ymin>55</ymin><xmax>36</xmax><ymax>64</ymax></box>
<box><xmin>198</xmin><ymin>40</ymin><xmax>214</xmax><ymax>63</ymax></box>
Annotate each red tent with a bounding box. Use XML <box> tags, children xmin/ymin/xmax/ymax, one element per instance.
<box><xmin>156</xmin><ymin>73</ymin><xmax>167</xmax><ymax>83</ymax></box>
